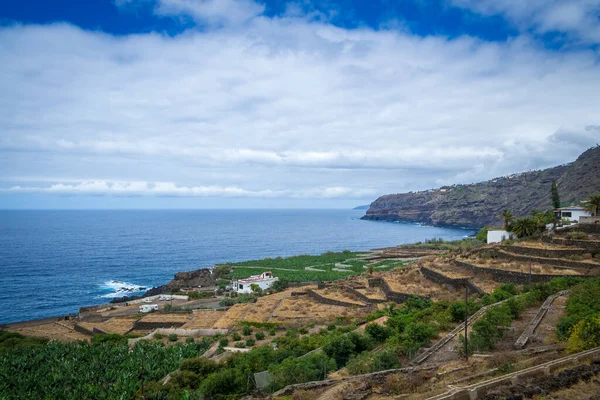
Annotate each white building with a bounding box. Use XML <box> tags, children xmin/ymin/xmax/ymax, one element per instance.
<box><xmin>233</xmin><ymin>272</ymin><xmax>279</xmax><ymax>294</ymax></box>
<box><xmin>554</xmin><ymin>206</ymin><xmax>592</xmax><ymax>223</ymax></box>
<box><xmin>487</xmin><ymin>230</ymin><xmax>516</xmax><ymax>244</ymax></box>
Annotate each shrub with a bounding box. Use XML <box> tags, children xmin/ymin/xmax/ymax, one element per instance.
<box><xmin>271</xmin><ymin>279</ymin><xmax>289</xmax><ymax>292</ymax></box>
<box><xmin>219</xmin><ymin>298</ymin><xmax>236</xmax><ymax>307</ymax></box>
<box><xmin>153</xmin><ymin>333</ymin><xmax>164</xmax><ymax>340</ymax></box>
<box><xmin>234</xmin><ymin>342</ymin><xmax>246</xmax><ymax>348</ymax></box>
<box><xmin>298</xmin><ymin>327</ymin><xmax>308</xmax><ymax>335</ymax></box>
<box><xmin>365</xmin><ymin>323</ymin><xmax>392</xmax><ymax>343</ymax></box>
<box><xmin>232</xmin><ymin>333</ymin><xmax>241</xmax><ymax>341</ymax></box>
<box><xmin>168</xmin><ymin>334</ymin><xmax>178</xmax><ymax>342</ymax></box>
<box><xmin>327</xmin><ymin>323</ymin><xmax>336</xmax><ymax>331</ymax></box>
<box><xmin>219</xmin><ymin>338</ymin><xmax>229</xmax><ymax>347</ymax></box>
<box><xmin>567</xmin><ymin>316</ymin><xmax>600</xmax><ymax>353</ymax></box>
<box><xmin>91</xmin><ymin>333</ymin><xmax>129</xmax><ymax>346</ymax></box>
<box><xmin>255</xmin><ymin>332</ymin><xmax>265</xmax><ymax>340</ymax></box>
<box><xmin>323</xmin><ymin>335</ymin><xmax>355</xmax><ymax>367</ymax></box>
<box><xmin>567</xmin><ymin>231</ymin><xmax>587</xmax><ymax>240</ymax></box>
<box><xmin>170</xmin><ymin>370</ymin><xmax>201</xmax><ymax>389</ymax></box>
<box><xmin>185</xmin><ymin>337</ymin><xmax>194</xmax><ymax>344</ymax></box>
<box><xmin>242</xmin><ymin>326</ymin><xmax>253</xmax><ymax>336</ymax></box>
<box><xmin>268</xmin><ymin>328</ymin><xmax>276</xmax><ymax>336</ymax></box>
<box><xmin>405</xmin><ymin>322</ymin><xmax>436</xmax><ymax>345</ymax></box>
<box><xmin>245</xmin><ymin>339</ymin><xmax>255</xmax><ymax>347</ymax></box>
<box><xmin>180</xmin><ymin>357</ymin><xmax>220</xmax><ymax>377</ymax></box>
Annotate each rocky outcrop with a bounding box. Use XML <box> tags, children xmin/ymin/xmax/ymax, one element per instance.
<box><xmin>362</xmin><ymin>146</ymin><xmax>600</xmax><ymax>228</ymax></box>
<box><xmin>167</xmin><ymin>269</ymin><xmax>215</xmax><ymax>291</ymax></box>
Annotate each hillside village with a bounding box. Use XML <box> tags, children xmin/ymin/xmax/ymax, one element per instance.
<box><xmin>3</xmin><ymin>194</ymin><xmax>600</xmax><ymax>399</ymax></box>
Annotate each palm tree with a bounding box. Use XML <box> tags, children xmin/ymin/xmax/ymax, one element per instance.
<box><xmin>585</xmin><ymin>194</ymin><xmax>600</xmax><ymax>216</ymax></box>
<box><xmin>508</xmin><ymin>217</ymin><xmax>537</xmax><ymax>238</ymax></box>
<box><xmin>501</xmin><ymin>209</ymin><xmax>513</xmax><ymax>229</ymax></box>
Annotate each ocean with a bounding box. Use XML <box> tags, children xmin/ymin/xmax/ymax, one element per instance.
<box><xmin>0</xmin><ymin>209</ymin><xmax>474</xmax><ymax>324</ymax></box>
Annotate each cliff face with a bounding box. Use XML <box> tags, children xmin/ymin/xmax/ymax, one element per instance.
<box><xmin>362</xmin><ymin>146</ymin><xmax>600</xmax><ymax>228</ymax></box>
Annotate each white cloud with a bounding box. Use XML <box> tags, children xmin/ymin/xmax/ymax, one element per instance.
<box><xmin>451</xmin><ymin>0</ymin><xmax>600</xmax><ymax>44</ymax></box>
<box><xmin>2</xmin><ymin>181</ymin><xmax>375</xmax><ymax>198</ymax></box>
<box><xmin>0</xmin><ymin>14</ymin><xmax>599</xmax><ymax>205</ymax></box>
<box><xmin>117</xmin><ymin>0</ymin><xmax>266</xmax><ymax>25</ymax></box>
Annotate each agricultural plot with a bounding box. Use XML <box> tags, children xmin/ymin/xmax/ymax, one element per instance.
<box><xmin>11</xmin><ymin>322</ymin><xmax>90</xmax><ymax>342</ymax></box>
<box><xmin>313</xmin><ymin>288</ymin><xmax>366</xmax><ymax>306</ymax></box>
<box><xmin>0</xmin><ymin>339</ymin><xmax>212</xmax><ymax>400</ymax></box>
<box><xmin>212</xmin><ymin>303</ymin><xmax>254</xmax><ymax>330</ymax></box>
<box><xmin>224</xmin><ymin>251</ymin><xmax>374</xmax><ymax>282</ymax></box>
<box><xmin>384</xmin><ymin>268</ymin><xmax>451</xmax><ymax>298</ymax></box>
<box><xmin>183</xmin><ymin>310</ymin><xmax>226</xmax><ymax>329</ymax></box>
<box><xmin>270</xmin><ymin>296</ymin><xmax>367</xmax><ymax>324</ymax></box>
<box><xmin>243</xmin><ymin>290</ymin><xmax>290</xmax><ymax>323</ymax></box>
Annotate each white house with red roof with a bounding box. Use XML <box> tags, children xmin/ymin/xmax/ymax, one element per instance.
<box><xmin>232</xmin><ymin>271</ymin><xmax>279</xmax><ymax>294</ymax></box>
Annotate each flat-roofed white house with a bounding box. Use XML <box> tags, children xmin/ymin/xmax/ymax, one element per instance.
<box><xmin>233</xmin><ymin>271</ymin><xmax>279</xmax><ymax>294</ymax></box>
<box><xmin>487</xmin><ymin>230</ymin><xmax>516</xmax><ymax>244</ymax></box>
<box><xmin>554</xmin><ymin>206</ymin><xmax>592</xmax><ymax>222</ymax></box>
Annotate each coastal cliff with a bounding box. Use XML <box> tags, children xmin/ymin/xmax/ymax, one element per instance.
<box><xmin>362</xmin><ymin>146</ymin><xmax>600</xmax><ymax>228</ymax></box>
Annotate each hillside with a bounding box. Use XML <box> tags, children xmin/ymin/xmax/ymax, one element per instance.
<box><xmin>362</xmin><ymin>146</ymin><xmax>600</xmax><ymax>228</ymax></box>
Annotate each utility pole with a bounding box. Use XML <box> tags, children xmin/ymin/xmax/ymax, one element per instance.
<box><xmin>529</xmin><ymin>262</ymin><xmax>532</xmax><ymax>286</ymax></box>
<box><xmin>464</xmin><ymin>285</ymin><xmax>469</xmax><ymax>361</ymax></box>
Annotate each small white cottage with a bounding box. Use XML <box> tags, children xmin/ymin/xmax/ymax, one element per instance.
<box><xmin>233</xmin><ymin>272</ymin><xmax>279</xmax><ymax>294</ymax></box>
<box><xmin>487</xmin><ymin>230</ymin><xmax>516</xmax><ymax>244</ymax></box>
<box><xmin>554</xmin><ymin>206</ymin><xmax>592</xmax><ymax>222</ymax></box>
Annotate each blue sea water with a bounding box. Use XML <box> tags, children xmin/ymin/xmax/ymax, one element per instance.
<box><xmin>0</xmin><ymin>209</ymin><xmax>475</xmax><ymax>324</ymax></box>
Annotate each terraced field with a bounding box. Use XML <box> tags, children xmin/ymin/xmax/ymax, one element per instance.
<box><xmin>183</xmin><ymin>310</ymin><xmax>226</xmax><ymax>329</ymax></box>
<box><xmin>243</xmin><ymin>290</ymin><xmax>291</xmax><ymax>322</ymax></box>
<box><xmin>212</xmin><ymin>303</ymin><xmax>254</xmax><ymax>329</ymax></box>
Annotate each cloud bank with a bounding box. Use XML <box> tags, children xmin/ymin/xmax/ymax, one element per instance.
<box><xmin>1</xmin><ymin>0</ymin><xmax>600</xmax><ymax>205</ymax></box>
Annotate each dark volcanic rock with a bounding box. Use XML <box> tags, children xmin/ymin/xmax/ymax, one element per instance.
<box><xmin>362</xmin><ymin>146</ymin><xmax>600</xmax><ymax>228</ymax></box>
<box><xmin>167</xmin><ymin>269</ymin><xmax>215</xmax><ymax>291</ymax></box>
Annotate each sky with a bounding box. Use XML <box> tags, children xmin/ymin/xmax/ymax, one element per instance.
<box><xmin>1</xmin><ymin>0</ymin><xmax>600</xmax><ymax>209</ymax></box>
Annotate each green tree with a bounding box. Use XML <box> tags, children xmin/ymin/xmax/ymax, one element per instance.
<box><xmin>551</xmin><ymin>180</ymin><xmax>561</xmax><ymax>209</ymax></box>
<box><xmin>585</xmin><ymin>194</ymin><xmax>600</xmax><ymax>216</ymax></box>
<box><xmin>508</xmin><ymin>217</ymin><xmax>537</xmax><ymax>238</ymax></box>
<box><xmin>322</xmin><ymin>335</ymin><xmax>356</xmax><ymax>367</ymax></box>
<box><xmin>501</xmin><ymin>209</ymin><xmax>513</xmax><ymax>229</ymax></box>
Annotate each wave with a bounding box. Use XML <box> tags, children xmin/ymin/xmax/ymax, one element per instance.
<box><xmin>98</xmin><ymin>280</ymin><xmax>151</xmax><ymax>298</ymax></box>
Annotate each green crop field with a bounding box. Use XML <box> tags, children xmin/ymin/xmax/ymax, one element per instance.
<box><xmin>223</xmin><ymin>251</ymin><xmax>405</xmax><ymax>282</ymax></box>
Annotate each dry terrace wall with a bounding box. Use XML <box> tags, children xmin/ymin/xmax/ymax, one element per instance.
<box><xmin>420</xmin><ymin>266</ymin><xmax>485</xmax><ymax>295</ymax></box>
<box><xmin>342</xmin><ymin>285</ymin><xmax>387</xmax><ymax>304</ymax></box>
<box><xmin>367</xmin><ymin>277</ymin><xmax>423</xmax><ymax>303</ymax></box>
<box><xmin>542</xmin><ymin>235</ymin><xmax>600</xmax><ymax>252</ymax></box>
<box><xmin>557</xmin><ymin>223</ymin><xmax>600</xmax><ymax>235</ymax></box>
<box><xmin>514</xmin><ymin>290</ymin><xmax>568</xmax><ymax>350</ymax></box>
<box><xmin>305</xmin><ymin>289</ymin><xmax>367</xmax><ymax>308</ymax></box>
<box><xmin>492</xmin><ymin>249</ymin><xmax>599</xmax><ymax>270</ymax></box>
<box><xmin>453</xmin><ymin>260</ymin><xmax>561</xmax><ymax>284</ymax></box>
<box><xmin>498</xmin><ymin>245</ymin><xmax>590</xmax><ymax>258</ymax></box>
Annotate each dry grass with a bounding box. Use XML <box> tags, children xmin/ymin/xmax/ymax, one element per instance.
<box><xmin>383</xmin><ymin>268</ymin><xmax>448</xmax><ymax>297</ymax></box>
<box><xmin>12</xmin><ymin>321</ymin><xmax>90</xmax><ymax>342</ymax></box>
<box><xmin>243</xmin><ymin>290</ymin><xmax>291</xmax><ymax>323</ymax></box>
<box><xmin>90</xmin><ymin>317</ymin><xmax>136</xmax><ymax>334</ymax></box>
<box><xmin>183</xmin><ymin>310</ymin><xmax>226</xmax><ymax>329</ymax></box>
<box><xmin>212</xmin><ymin>303</ymin><xmax>254</xmax><ymax>329</ymax></box>
<box><xmin>270</xmin><ymin>297</ymin><xmax>365</xmax><ymax>324</ymax></box>
<box><xmin>138</xmin><ymin>313</ymin><xmax>191</xmax><ymax>324</ymax></box>
<box><xmin>465</xmin><ymin>258</ymin><xmax>581</xmax><ymax>275</ymax></box>
<box><xmin>313</xmin><ymin>288</ymin><xmax>365</xmax><ymax>306</ymax></box>
<box><xmin>356</xmin><ymin>287</ymin><xmax>387</xmax><ymax>300</ymax></box>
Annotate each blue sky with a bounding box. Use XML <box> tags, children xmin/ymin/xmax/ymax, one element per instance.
<box><xmin>1</xmin><ymin>0</ymin><xmax>600</xmax><ymax>209</ymax></box>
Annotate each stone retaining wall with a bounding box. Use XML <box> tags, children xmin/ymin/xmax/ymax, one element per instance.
<box><xmin>367</xmin><ymin>277</ymin><xmax>417</xmax><ymax>303</ymax></box>
<box><xmin>420</xmin><ymin>266</ymin><xmax>485</xmax><ymax>295</ymax></box>
<box><xmin>73</xmin><ymin>323</ymin><xmax>94</xmax><ymax>337</ymax></box>
<box><xmin>342</xmin><ymin>285</ymin><xmax>387</xmax><ymax>304</ymax></box>
<box><xmin>556</xmin><ymin>224</ymin><xmax>600</xmax><ymax>235</ymax></box>
<box><xmin>514</xmin><ymin>290</ymin><xmax>568</xmax><ymax>349</ymax></box>
<box><xmin>542</xmin><ymin>235</ymin><xmax>600</xmax><ymax>252</ymax></box>
<box><xmin>494</xmin><ymin>249</ymin><xmax>598</xmax><ymax>270</ymax></box>
<box><xmin>306</xmin><ymin>289</ymin><xmax>367</xmax><ymax>308</ymax></box>
<box><xmin>453</xmin><ymin>260</ymin><xmax>562</xmax><ymax>284</ymax></box>
<box><xmin>410</xmin><ymin>299</ymin><xmax>507</xmax><ymax>365</ymax></box>
<box><xmin>427</xmin><ymin>346</ymin><xmax>600</xmax><ymax>400</ymax></box>
<box><xmin>132</xmin><ymin>321</ymin><xmax>186</xmax><ymax>331</ymax></box>
<box><xmin>274</xmin><ymin>365</ymin><xmax>436</xmax><ymax>396</ymax></box>
<box><xmin>499</xmin><ymin>245</ymin><xmax>589</xmax><ymax>258</ymax></box>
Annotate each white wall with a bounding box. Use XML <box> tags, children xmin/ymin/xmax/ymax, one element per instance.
<box><xmin>487</xmin><ymin>230</ymin><xmax>516</xmax><ymax>244</ymax></box>
<box><xmin>235</xmin><ymin>278</ymin><xmax>278</xmax><ymax>293</ymax></box>
<box><xmin>559</xmin><ymin>209</ymin><xmax>592</xmax><ymax>222</ymax></box>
